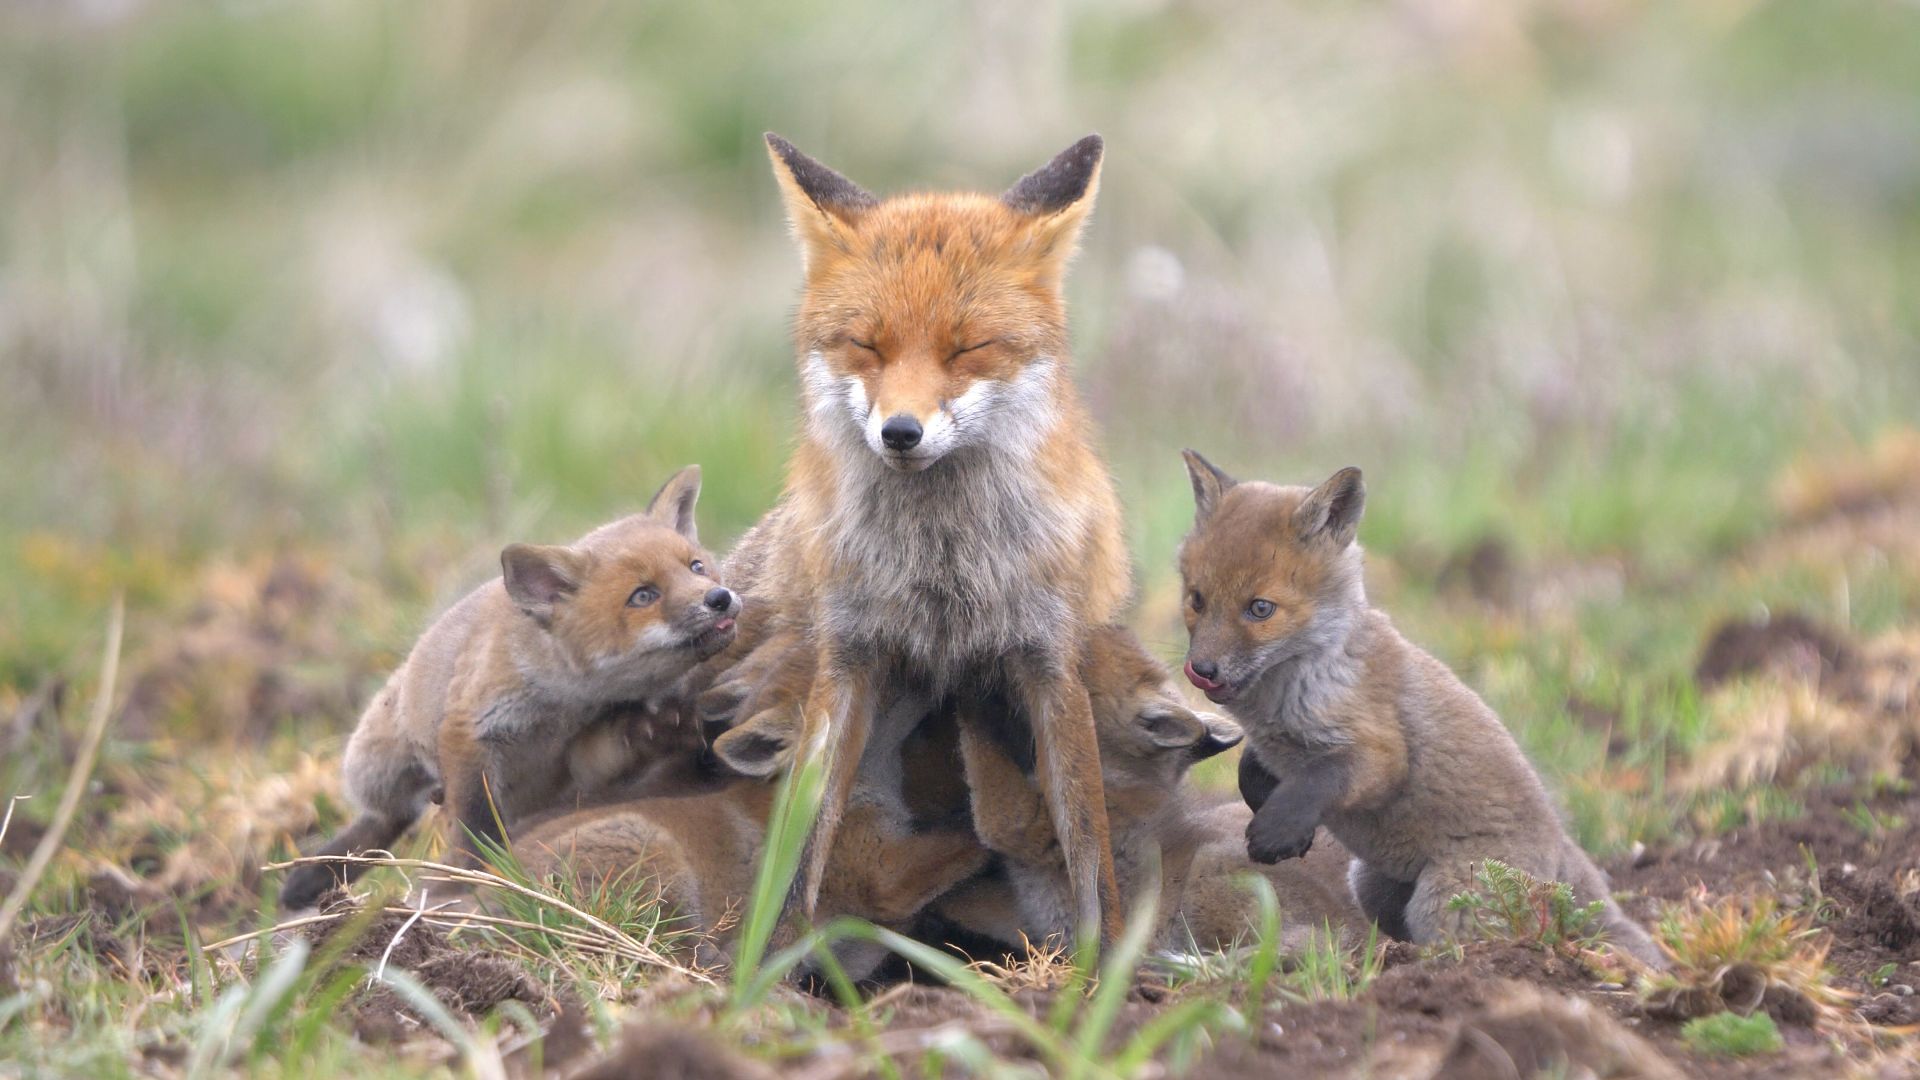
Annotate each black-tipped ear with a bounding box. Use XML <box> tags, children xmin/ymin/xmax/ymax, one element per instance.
<box><xmin>711</xmin><ymin>711</ymin><xmax>794</xmax><ymax>779</ymax></box>
<box><xmin>1137</xmin><ymin>702</ymin><xmax>1205</xmax><ymax>750</ymax></box>
<box><xmin>766</xmin><ymin>133</ymin><xmax>876</xmax><ymax>215</ymax></box>
<box><xmin>1004</xmin><ymin>135</ymin><xmax>1103</xmax><ymax>286</ymax></box>
<box><xmin>1294</xmin><ymin>467</ymin><xmax>1366</xmax><ymax>547</ymax></box>
<box><xmin>1182</xmin><ymin>449</ymin><xmax>1236</xmax><ymax>525</ymax></box>
<box><xmin>1192</xmin><ymin>712</ymin><xmax>1244</xmax><ymax>762</ymax></box>
<box><xmin>645</xmin><ymin>465</ymin><xmax>702</xmax><ymax>542</ymax></box>
<box><xmin>766</xmin><ymin>133</ymin><xmax>874</xmax><ymax>270</ymax></box>
<box><xmin>1003</xmin><ymin>135</ymin><xmax>1104</xmax><ymax>215</ymax></box>
<box><xmin>502</xmin><ymin>543</ymin><xmax>586</xmax><ymax>624</ymax></box>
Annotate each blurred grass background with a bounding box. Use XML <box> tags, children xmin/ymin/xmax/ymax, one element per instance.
<box><xmin>3</xmin><ymin>0</ymin><xmax>1918</xmax><ymax>847</ymax></box>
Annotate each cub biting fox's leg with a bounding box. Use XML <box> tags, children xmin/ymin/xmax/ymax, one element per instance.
<box><xmin>279</xmin><ymin>467</ymin><xmax>738</xmax><ymax>909</ymax></box>
<box><xmin>1175</xmin><ymin>452</ymin><xmax>1663</xmax><ymax>965</ymax></box>
<box><xmin>936</xmin><ymin>623</ymin><xmax>1369</xmax><ymax>954</ymax></box>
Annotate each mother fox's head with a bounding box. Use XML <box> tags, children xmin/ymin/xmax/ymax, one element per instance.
<box><xmin>766</xmin><ymin>133</ymin><xmax>1101</xmax><ymax>472</ymax></box>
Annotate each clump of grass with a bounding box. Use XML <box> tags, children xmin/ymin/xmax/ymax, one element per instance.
<box><xmin>1446</xmin><ymin>860</ymin><xmax>1607</xmax><ymax>958</ymax></box>
<box><xmin>1155</xmin><ymin>875</ymin><xmax>1386</xmax><ymax>1018</ymax></box>
<box><xmin>1277</xmin><ymin>922</ymin><xmax>1385</xmax><ymax>1004</ymax></box>
<box><xmin>1840</xmin><ymin>800</ymin><xmax>1906</xmax><ymax>838</ymax></box>
<box><xmin>467</xmin><ymin>832</ymin><xmax>705</xmax><ymax>990</ymax></box>
<box><xmin>1681</xmin><ymin>1011</ymin><xmax>1783</xmax><ymax>1057</ymax></box>
<box><xmin>1645</xmin><ymin>893</ymin><xmax>1849</xmax><ymax>1025</ymax></box>
<box><xmin>967</xmin><ymin>933</ymin><xmax>1079</xmax><ymax>994</ymax></box>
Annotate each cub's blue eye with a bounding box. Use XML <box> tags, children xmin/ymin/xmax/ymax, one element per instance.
<box><xmin>690</xmin><ymin>560</ymin><xmax>706</xmax><ymax>575</ymax></box>
<box><xmin>1247</xmin><ymin>598</ymin><xmax>1276</xmax><ymax>621</ymax></box>
<box><xmin>627</xmin><ymin>586</ymin><xmax>660</xmax><ymax>608</ymax></box>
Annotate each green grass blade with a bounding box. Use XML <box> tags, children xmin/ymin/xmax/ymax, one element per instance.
<box><xmin>728</xmin><ymin>750</ymin><xmax>825</xmax><ymax>1002</ymax></box>
<box><xmin>1236</xmin><ymin>872</ymin><xmax>1282</xmax><ymax>1018</ymax></box>
<box><xmin>1066</xmin><ymin>892</ymin><xmax>1160</xmax><ymax>1080</ymax></box>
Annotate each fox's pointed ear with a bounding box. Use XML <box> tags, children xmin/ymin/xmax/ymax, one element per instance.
<box><xmin>1003</xmin><ymin>134</ymin><xmax>1103</xmax><ymax>285</ymax></box>
<box><xmin>1193</xmin><ymin>712</ymin><xmax>1244</xmax><ymax>762</ymax></box>
<box><xmin>502</xmin><ymin>544</ymin><xmax>587</xmax><ymax>625</ymax></box>
<box><xmin>645</xmin><ymin>465</ymin><xmax>702</xmax><ymax>542</ymax></box>
<box><xmin>712</xmin><ymin>709</ymin><xmax>795</xmax><ymax>779</ymax></box>
<box><xmin>1138</xmin><ymin>702</ymin><xmax>1206</xmax><ymax>750</ymax></box>
<box><xmin>766</xmin><ymin>133</ymin><xmax>875</xmax><ymax>272</ymax></box>
<box><xmin>1182</xmin><ymin>449</ymin><xmax>1236</xmax><ymax>525</ymax></box>
<box><xmin>1294</xmin><ymin>467</ymin><xmax>1366</xmax><ymax>548</ymax></box>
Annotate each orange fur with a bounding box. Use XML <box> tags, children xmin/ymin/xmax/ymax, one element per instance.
<box><xmin>279</xmin><ymin>468</ymin><xmax>738</xmax><ymax>909</ymax></box>
<box><xmin>743</xmin><ymin>136</ymin><xmax>1131</xmax><ymax>946</ymax></box>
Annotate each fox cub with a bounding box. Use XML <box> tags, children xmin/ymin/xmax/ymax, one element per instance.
<box><xmin>1175</xmin><ymin>453</ymin><xmax>1662</xmax><ymax>965</ymax></box>
<box><xmin>279</xmin><ymin>467</ymin><xmax>740</xmax><ymax>909</ymax></box>
<box><xmin>512</xmin><ymin>698</ymin><xmax>988</xmax><ymax>980</ymax></box>
<box><xmin>945</xmin><ymin>624</ymin><xmax>1366</xmax><ymax>953</ymax></box>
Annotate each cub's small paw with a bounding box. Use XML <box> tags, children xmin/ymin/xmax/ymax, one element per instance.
<box><xmin>1245</xmin><ymin>814</ymin><xmax>1316</xmax><ymax>864</ymax></box>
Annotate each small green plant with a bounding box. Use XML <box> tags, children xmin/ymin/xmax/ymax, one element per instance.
<box><xmin>1869</xmin><ymin>962</ymin><xmax>1899</xmax><ymax>988</ymax></box>
<box><xmin>1446</xmin><ymin>860</ymin><xmax>1606</xmax><ymax>956</ymax></box>
<box><xmin>1279</xmin><ymin>922</ymin><xmax>1386</xmax><ymax>1004</ymax></box>
<box><xmin>1681</xmin><ymin>1011</ymin><xmax>1782</xmax><ymax>1057</ymax></box>
<box><xmin>1840</xmin><ymin>801</ymin><xmax>1905</xmax><ymax>837</ymax></box>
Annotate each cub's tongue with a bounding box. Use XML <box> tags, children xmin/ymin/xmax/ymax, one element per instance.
<box><xmin>1183</xmin><ymin>660</ymin><xmax>1222</xmax><ymax>692</ymax></box>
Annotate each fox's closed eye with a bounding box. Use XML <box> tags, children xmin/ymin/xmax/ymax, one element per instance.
<box><xmin>627</xmin><ymin>585</ymin><xmax>660</xmax><ymax>608</ymax></box>
<box><xmin>849</xmin><ymin>338</ymin><xmax>879</xmax><ymax>353</ymax></box>
<box><xmin>949</xmin><ymin>339</ymin><xmax>997</xmax><ymax>360</ymax></box>
<box><xmin>1246</xmin><ymin>598</ymin><xmax>1276</xmax><ymax>621</ymax></box>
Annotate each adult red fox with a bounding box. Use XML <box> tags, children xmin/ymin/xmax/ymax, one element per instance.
<box><xmin>747</xmin><ymin>133</ymin><xmax>1133</xmax><ymax>946</ymax></box>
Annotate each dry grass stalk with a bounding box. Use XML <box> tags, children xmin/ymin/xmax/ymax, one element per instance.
<box><xmin>0</xmin><ymin>594</ymin><xmax>124</xmax><ymax>942</ymax></box>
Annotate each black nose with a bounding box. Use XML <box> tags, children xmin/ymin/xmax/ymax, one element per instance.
<box><xmin>880</xmin><ymin>414</ymin><xmax>923</xmax><ymax>451</ymax></box>
<box><xmin>1190</xmin><ymin>659</ymin><xmax>1219</xmax><ymax>681</ymax></box>
<box><xmin>703</xmin><ymin>587</ymin><xmax>736</xmax><ymax>613</ymax></box>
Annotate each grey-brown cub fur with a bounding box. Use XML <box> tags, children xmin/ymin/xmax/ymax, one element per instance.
<box><xmin>1176</xmin><ymin>452</ymin><xmax>1663</xmax><ymax>966</ymax></box>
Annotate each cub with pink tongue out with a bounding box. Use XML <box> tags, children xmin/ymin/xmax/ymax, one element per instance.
<box><xmin>1174</xmin><ymin>451</ymin><xmax>1663</xmax><ymax>965</ymax></box>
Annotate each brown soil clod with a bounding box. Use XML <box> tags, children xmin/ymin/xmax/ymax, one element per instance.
<box><xmin>1695</xmin><ymin>611</ymin><xmax>1854</xmax><ymax>690</ymax></box>
<box><xmin>1430</xmin><ymin>983</ymin><xmax>1683</xmax><ymax>1080</ymax></box>
<box><xmin>570</xmin><ymin>1022</ymin><xmax>778</xmax><ymax>1080</ymax></box>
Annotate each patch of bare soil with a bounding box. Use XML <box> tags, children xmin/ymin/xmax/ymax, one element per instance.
<box><xmin>298</xmin><ymin>895</ymin><xmax>553</xmax><ymax>1044</ymax></box>
<box><xmin>571</xmin><ymin>1022</ymin><xmax>778</xmax><ymax>1080</ymax></box>
<box><xmin>1192</xmin><ymin>946</ymin><xmax>1665</xmax><ymax>1079</ymax></box>
<box><xmin>1695</xmin><ymin>612</ymin><xmax>1856</xmax><ymax>690</ymax></box>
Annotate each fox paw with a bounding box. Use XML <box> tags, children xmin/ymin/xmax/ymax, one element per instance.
<box><xmin>1245</xmin><ymin>811</ymin><xmax>1316</xmax><ymax>864</ymax></box>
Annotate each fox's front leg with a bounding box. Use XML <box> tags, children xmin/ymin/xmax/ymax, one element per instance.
<box><xmin>1242</xmin><ymin>750</ymin><xmax>1347</xmax><ymax>864</ymax></box>
<box><xmin>782</xmin><ymin>646</ymin><xmax>875</xmax><ymax>926</ymax></box>
<box><xmin>441</xmin><ymin>759</ymin><xmax>507</xmax><ymax>869</ymax></box>
<box><xmin>1010</xmin><ymin>653</ymin><xmax>1122</xmax><ymax>947</ymax></box>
